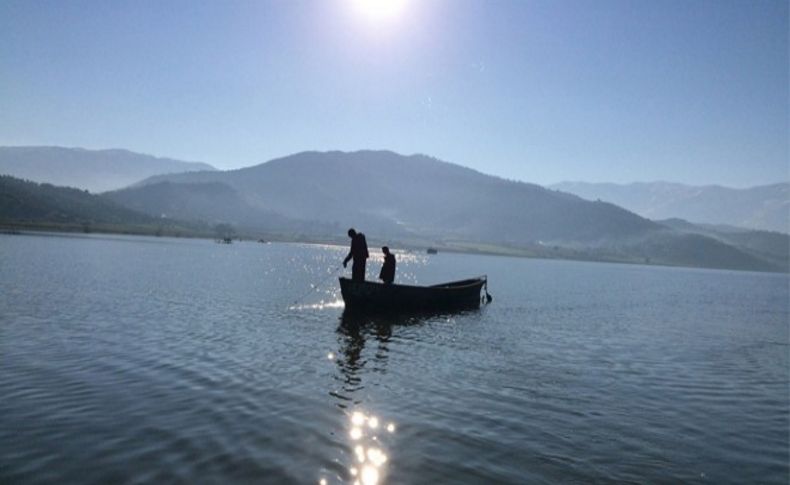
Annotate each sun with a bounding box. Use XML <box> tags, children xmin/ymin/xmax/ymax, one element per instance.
<box><xmin>351</xmin><ymin>0</ymin><xmax>409</xmax><ymax>22</ymax></box>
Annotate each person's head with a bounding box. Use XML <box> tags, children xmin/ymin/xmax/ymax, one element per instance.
<box><xmin>348</xmin><ymin>228</ymin><xmax>356</xmax><ymax>238</ymax></box>
<box><xmin>382</xmin><ymin>246</ymin><xmax>390</xmax><ymax>255</ymax></box>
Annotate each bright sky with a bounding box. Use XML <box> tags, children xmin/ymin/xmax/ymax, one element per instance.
<box><xmin>1</xmin><ymin>0</ymin><xmax>787</xmax><ymax>187</ymax></box>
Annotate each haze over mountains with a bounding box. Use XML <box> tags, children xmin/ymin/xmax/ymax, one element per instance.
<box><xmin>0</xmin><ymin>146</ymin><xmax>216</xmax><ymax>192</ymax></box>
<box><xmin>0</xmin><ymin>175</ymin><xmax>207</xmax><ymax>237</ymax></box>
<box><xmin>1</xmin><ymin>146</ymin><xmax>786</xmax><ymax>272</ymax></box>
<box><xmin>0</xmin><ymin>175</ymin><xmax>154</xmax><ymax>226</ymax></box>
<box><xmin>552</xmin><ymin>181</ymin><xmax>789</xmax><ymax>233</ymax></box>
<box><xmin>106</xmin><ymin>149</ymin><xmax>784</xmax><ymax>271</ymax></box>
<box><xmin>128</xmin><ymin>151</ymin><xmax>661</xmax><ymax>243</ymax></box>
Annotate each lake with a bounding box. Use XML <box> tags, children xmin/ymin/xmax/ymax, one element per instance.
<box><xmin>1</xmin><ymin>233</ymin><xmax>787</xmax><ymax>484</ymax></box>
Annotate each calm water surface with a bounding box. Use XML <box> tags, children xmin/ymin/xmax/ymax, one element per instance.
<box><xmin>1</xmin><ymin>233</ymin><xmax>788</xmax><ymax>484</ymax></box>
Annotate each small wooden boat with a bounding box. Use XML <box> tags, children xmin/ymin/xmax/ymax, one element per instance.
<box><xmin>339</xmin><ymin>276</ymin><xmax>489</xmax><ymax>312</ymax></box>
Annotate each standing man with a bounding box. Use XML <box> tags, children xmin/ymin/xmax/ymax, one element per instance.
<box><xmin>379</xmin><ymin>246</ymin><xmax>396</xmax><ymax>284</ymax></box>
<box><xmin>343</xmin><ymin>228</ymin><xmax>369</xmax><ymax>282</ymax></box>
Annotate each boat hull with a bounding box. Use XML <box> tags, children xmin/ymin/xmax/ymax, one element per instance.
<box><xmin>339</xmin><ymin>277</ymin><xmax>485</xmax><ymax>313</ymax></box>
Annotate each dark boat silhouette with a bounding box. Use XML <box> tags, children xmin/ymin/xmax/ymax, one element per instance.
<box><xmin>426</xmin><ymin>247</ymin><xmax>438</xmax><ymax>254</ymax></box>
<box><xmin>339</xmin><ymin>276</ymin><xmax>489</xmax><ymax>312</ymax></box>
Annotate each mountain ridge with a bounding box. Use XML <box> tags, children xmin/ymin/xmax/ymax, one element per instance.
<box><xmin>133</xmin><ymin>149</ymin><xmax>663</xmax><ymax>244</ymax></box>
<box><xmin>2</xmin><ymin>146</ymin><xmax>785</xmax><ymax>272</ymax></box>
<box><xmin>552</xmin><ymin>180</ymin><xmax>789</xmax><ymax>233</ymax></box>
<box><xmin>0</xmin><ymin>146</ymin><xmax>217</xmax><ymax>193</ymax></box>
<box><xmin>118</xmin><ymin>150</ymin><xmax>782</xmax><ymax>272</ymax></box>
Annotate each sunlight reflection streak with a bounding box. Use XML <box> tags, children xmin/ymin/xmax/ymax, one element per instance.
<box><xmin>345</xmin><ymin>410</ymin><xmax>395</xmax><ymax>484</ymax></box>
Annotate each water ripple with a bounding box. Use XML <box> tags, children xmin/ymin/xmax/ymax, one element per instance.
<box><xmin>0</xmin><ymin>235</ymin><xmax>787</xmax><ymax>484</ymax></box>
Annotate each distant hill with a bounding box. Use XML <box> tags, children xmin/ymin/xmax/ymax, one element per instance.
<box><xmin>135</xmin><ymin>150</ymin><xmax>661</xmax><ymax>244</ymax></box>
<box><xmin>658</xmin><ymin>218</ymin><xmax>789</xmax><ymax>271</ymax></box>
<box><xmin>0</xmin><ymin>175</ymin><xmax>202</xmax><ymax>236</ymax></box>
<box><xmin>551</xmin><ymin>181</ymin><xmax>789</xmax><ymax>233</ymax></box>
<box><xmin>122</xmin><ymin>150</ymin><xmax>781</xmax><ymax>271</ymax></box>
<box><xmin>105</xmin><ymin>181</ymin><xmax>327</xmax><ymax>234</ymax></box>
<box><xmin>0</xmin><ymin>175</ymin><xmax>154</xmax><ymax>225</ymax></box>
<box><xmin>0</xmin><ymin>146</ymin><xmax>216</xmax><ymax>193</ymax></box>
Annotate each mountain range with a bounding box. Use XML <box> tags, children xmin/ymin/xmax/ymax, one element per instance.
<box><xmin>0</xmin><ymin>175</ymin><xmax>152</xmax><ymax>226</ymax></box>
<box><xmin>0</xmin><ymin>175</ymin><xmax>203</xmax><ymax>237</ymax></box>
<box><xmin>1</xmin><ymin>147</ymin><xmax>786</xmax><ymax>272</ymax></box>
<box><xmin>126</xmin><ymin>150</ymin><xmax>661</xmax><ymax>244</ymax></box>
<box><xmin>101</xmin><ymin>150</ymin><xmax>785</xmax><ymax>272</ymax></box>
<box><xmin>551</xmin><ymin>181</ymin><xmax>789</xmax><ymax>233</ymax></box>
<box><xmin>0</xmin><ymin>146</ymin><xmax>216</xmax><ymax>192</ymax></box>
<box><xmin>657</xmin><ymin>218</ymin><xmax>788</xmax><ymax>271</ymax></box>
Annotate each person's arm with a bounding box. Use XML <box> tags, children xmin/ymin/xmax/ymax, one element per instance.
<box><xmin>344</xmin><ymin>239</ymin><xmax>356</xmax><ymax>267</ymax></box>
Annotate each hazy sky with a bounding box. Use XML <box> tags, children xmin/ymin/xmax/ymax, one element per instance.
<box><xmin>1</xmin><ymin>0</ymin><xmax>787</xmax><ymax>186</ymax></box>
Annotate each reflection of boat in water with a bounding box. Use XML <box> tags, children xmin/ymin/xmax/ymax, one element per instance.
<box><xmin>339</xmin><ymin>308</ymin><xmax>427</xmax><ymax>329</ymax></box>
<box><xmin>330</xmin><ymin>313</ymin><xmax>397</xmax><ymax>485</ymax></box>
<box><xmin>426</xmin><ymin>247</ymin><xmax>438</xmax><ymax>254</ymax></box>
<box><xmin>339</xmin><ymin>276</ymin><xmax>490</xmax><ymax>313</ymax></box>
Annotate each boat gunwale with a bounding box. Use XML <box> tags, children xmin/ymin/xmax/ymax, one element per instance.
<box><xmin>339</xmin><ymin>276</ymin><xmax>486</xmax><ymax>292</ymax></box>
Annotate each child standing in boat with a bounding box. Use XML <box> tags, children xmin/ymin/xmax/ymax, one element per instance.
<box><xmin>379</xmin><ymin>246</ymin><xmax>396</xmax><ymax>284</ymax></box>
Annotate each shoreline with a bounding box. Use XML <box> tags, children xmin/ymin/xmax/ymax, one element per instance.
<box><xmin>2</xmin><ymin>222</ymin><xmax>786</xmax><ymax>275</ymax></box>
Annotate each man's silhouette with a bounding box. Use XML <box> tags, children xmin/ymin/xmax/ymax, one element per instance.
<box><xmin>379</xmin><ymin>246</ymin><xmax>396</xmax><ymax>284</ymax></box>
<box><xmin>343</xmin><ymin>228</ymin><xmax>369</xmax><ymax>282</ymax></box>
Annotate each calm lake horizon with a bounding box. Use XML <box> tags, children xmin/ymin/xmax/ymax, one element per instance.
<box><xmin>1</xmin><ymin>232</ymin><xmax>788</xmax><ymax>484</ymax></box>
